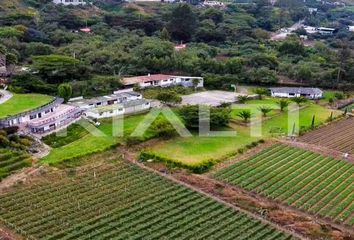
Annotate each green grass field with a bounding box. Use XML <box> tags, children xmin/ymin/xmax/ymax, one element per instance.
<box><xmin>148</xmin><ymin>103</ymin><xmax>338</xmax><ymax>165</ymax></box>
<box><xmin>0</xmin><ymin>93</ymin><xmax>53</xmax><ymax>118</ymax></box>
<box><xmin>215</xmin><ymin>144</ymin><xmax>354</xmax><ymax>226</ymax></box>
<box><xmin>40</xmin><ymin>114</ymin><xmax>154</xmax><ymax>165</ymax></box>
<box><xmin>0</xmin><ymin>162</ymin><xmax>295</xmax><ymax>240</ymax></box>
<box><xmin>41</xmin><ymin>99</ymin><xmax>339</xmax><ymax>167</ymax></box>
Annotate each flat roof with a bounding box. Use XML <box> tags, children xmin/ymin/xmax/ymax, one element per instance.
<box><xmin>270</xmin><ymin>87</ymin><xmax>323</xmax><ymax>95</ymax></box>
<box><xmin>122</xmin><ymin>74</ymin><xmax>173</xmax><ymax>85</ymax></box>
<box><xmin>87</xmin><ymin>99</ymin><xmax>149</xmax><ymax>113</ymax></box>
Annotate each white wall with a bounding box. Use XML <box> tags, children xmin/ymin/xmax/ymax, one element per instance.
<box><xmin>53</xmin><ymin>0</ymin><xmax>86</xmax><ymax>5</ymax></box>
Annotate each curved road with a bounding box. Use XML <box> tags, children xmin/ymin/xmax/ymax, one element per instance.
<box><xmin>0</xmin><ymin>89</ymin><xmax>13</xmax><ymax>104</ymax></box>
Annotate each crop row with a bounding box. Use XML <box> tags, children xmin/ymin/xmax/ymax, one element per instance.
<box><xmin>299</xmin><ymin>118</ymin><xmax>354</xmax><ymax>154</ymax></box>
<box><xmin>0</xmin><ymin>149</ymin><xmax>31</xmax><ymax>180</ymax></box>
<box><xmin>0</xmin><ymin>162</ymin><xmax>296</xmax><ymax>240</ymax></box>
<box><xmin>215</xmin><ymin>144</ymin><xmax>354</xmax><ymax>226</ymax></box>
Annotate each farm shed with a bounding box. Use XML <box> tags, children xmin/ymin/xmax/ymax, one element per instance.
<box><xmin>269</xmin><ymin>87</ymin><xmax>323</xmax><ymax>99</ymax></box>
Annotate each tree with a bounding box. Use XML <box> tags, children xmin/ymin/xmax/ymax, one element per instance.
<box><xmin>31</xmin><ymin>55</ymin><xmax>86</xmax><ymax>84</ymax></box>
<box><xmin>156</xmin><ymin>92</ymin><xmax>182</xmax><ymax>105</ymax></box>
<box><xmin>252</xmin><ymin>87</ymin><xmax>269</xmax><ymax>100</ymax></box>
<box><xmin>168</xmin><ymin>4</ymin><xmax>197</xmax><ymax>42</ymax></box>
<box><xmin>336</xmin><ymin>43</ymin><xmax>351</xmax><ymax>87</ymax></box>
<box><xmin>291</xmin><ymin>96</ymin><xmax>307</xmax><ymax>106</ymax></box>
<box><xmin>159</xmin><ymin>27</ymin><xmax>170</xmax><ymax>41</ymax></box>
<box><xmin>150</xmin><ymin>118</ymin><xmax>177</xmax><ymax>139</ymax></box>
<box><xmin>277</xmin><ymin>99</ymin><xmax>289</xmax><ymax>111</ymax></box>
<box><xmin>278</xmin><ymin>37</ymin><xmax>305</xmax><ymax>56</ymax></box>
<box><xmin>200</xmin><ymin>8</ymin><xmax>224</xmax><ymax>24</ymax></box>
<box><xmin>238</xmin><ymin>95</ymin><xmax>248</xmax><ymax>104</ymax></box>
<box><xmin>237</xmin><ymin>110</ymin><xmax>252</xmax><ymax>123</ymax></box>
<box><xmin>58</xmin><ymin>83</ymin><xmax>72</xmax><ymax>103</ymax></box>
<box><xmin>179</xmin><ymin>105</ymin><xmax>231</xmax><ymax>129</ymax></box>
<box><xmin>258</xmin><ymin>106</ymin><xmax>272</xmax><ymax>117</ymax></box>
<box><xmin>192</xmin><ymin>78</ymin><xmax>200</xmax><ymax>90</ymax></box>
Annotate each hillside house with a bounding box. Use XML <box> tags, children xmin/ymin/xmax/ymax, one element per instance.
<box><xmin>28</xmin><ymin>105</ymin><xmax>82</xmax><ymax>134</ymax></box>
<box><xmin>122</xmin><ymin>74</ymin><xmax>204</xmax><ymax>89</ymax></box>
<box><xmin>270</xmin><ymin>87</ymin><xmax>323</xmax><ymax>99</ymax></box>
<box><xmin>0</xmin><ymin>97</ymin><xmax>82</xmax><ymax>134</ymax></box>
<box><xmin>52</xmin><ymin>0</ymin><xmax>86</xmax><ymax>5</ymax></box>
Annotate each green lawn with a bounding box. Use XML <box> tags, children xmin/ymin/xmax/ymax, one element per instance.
<box><xmin>148</xmin><ymin>102</ymin><xmax>340</xmax><ymax>165</ymax></box>
<box><xmin>40</xmin><ymin>114</ymin><xmax>154</xmax><ymax>165</ymax></box>
<box><xmin>0</xmin><ymin>93</ymin><xmax>53</xmax><ymax>118</ymax></box>
<box><xmin>41</xmin><ymin>100</ymin><xmax>341</xmax><ymax>167</ymax></box>
<box><xmin>148</xmin><ymin>125</ymin><xmax>260</xmax><ymax>165</ymax></box>
<box><xmin>231</xmin><ymin>97</ymin><xmax>281</xmax><ymax>119</ymax></box>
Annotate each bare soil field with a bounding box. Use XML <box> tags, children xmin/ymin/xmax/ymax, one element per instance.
<box><xmin>298</xmin><ymin>117</ymin><xmax>354</xmax><ymax>154</ymax></box>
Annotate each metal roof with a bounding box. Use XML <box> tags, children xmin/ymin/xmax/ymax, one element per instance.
<box><xmin>269</xmin><ymin>87</ymin><xmax>323</xmax><ymax>95</ymax></box>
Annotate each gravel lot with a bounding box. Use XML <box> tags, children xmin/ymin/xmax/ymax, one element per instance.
<box><xmin>181</xmin><ymin>90</ymin><xmax>240</xmax><ymax>106</ymax></box>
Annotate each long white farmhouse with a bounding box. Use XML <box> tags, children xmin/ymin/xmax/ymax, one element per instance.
<box><xmin>53</xmin><ymin>0</ymin><xmax>86</xmax><ymax>5</ymax></box>
<box><xmin>270</xmin><ymin>87</ymin><xmax>323</xmax><ymax>99</ymax></box>
<box><xmin>69</xmin><ymin>90</ymin><xmax>151</xmax><ymax>119</ymax></box>
<box><xmin>122</xmin><ymin>74</ymin><xmax>204</xmax><ymax>89</ymax></box>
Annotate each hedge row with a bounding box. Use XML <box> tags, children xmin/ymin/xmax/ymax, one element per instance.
<box><xmin>139</xmin><ymin>151</ymin><xmax>217</xmax><ymax>174</ymax></box>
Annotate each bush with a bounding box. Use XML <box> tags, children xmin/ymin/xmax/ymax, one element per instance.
<box><xmin>139</xmin><ymin>151</ymin><xmax>217</xmax><ymax>174</ymax></box>
<box><xmin>150</xmin><ymin>119</ymin><xmax>177</xmax><ymax>139</ymax></box>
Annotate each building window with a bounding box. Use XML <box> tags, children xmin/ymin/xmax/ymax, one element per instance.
<box><xmin>30</xmin><ymin>115</ymin><xmax>36</xmax><ymax>120</ymax></box>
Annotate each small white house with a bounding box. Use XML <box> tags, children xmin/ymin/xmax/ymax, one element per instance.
<box><xmin>122</xmin><ymin>74</ymin><xmax>204</xmax><ymax>89</ymax></box>
<box><xmin>52</xmin><ymin>0</ymin><xmax>86</xmax><ymax>5</ymax></box>
<box><xmin>269</xmin><ymin>87</ymin><xmax>323</xmax><ymax>99</ymax></box>
<box><xmin>85</xmin><ymin>99</ymin><xmax>151</xmax><ymax>119</ymax></box>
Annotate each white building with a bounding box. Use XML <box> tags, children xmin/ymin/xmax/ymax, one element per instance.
<box><xmin>69</xmin><ymin>91</ymin><xmax>143</xmax><ymax>110</ymax></box>
<box><xmin>85</xmin><ymin>99</ymin><xmax>151</xmax><ymax>119</ymax></box>
<box><xmin>122</xmin><ymin>74</ymin><xmax>204</xmax><ymax>89</ymax></box>
<box><xmin>0</xmin><ymin>97</ymin><xmax>83</xmax><ymax>134</ymax></box>
<box><xmin>269</xmin><ymin>87</ymin><xmax>323</xmax><ymax>99</ymax></box>
<box><xmin>53</xmin><ymin>0</ymin><xmax>86</xmax><ymax>5</ymax></box>
<box><xmin>70</xmin><ymin>90</ymin><xmax>151</xmax><ymax>119</ymax></box>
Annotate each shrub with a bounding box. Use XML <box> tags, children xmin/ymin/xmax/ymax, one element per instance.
<box><xmin>139</xmin><ymin>151</ymin><xmax>217</xmax><ymax>174</ymax></box>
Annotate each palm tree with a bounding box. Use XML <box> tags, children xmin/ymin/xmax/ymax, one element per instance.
<box><xmin>237</xmin><ymin>110</ymin><xmax>252</xmax><ymax>123</ymax></box>
<box><xmin>277</xmin><ymin>99</ymin><xmax>289</xmax><ymax>112</ymax></box>
<box><xmin>237</xmin><ymin>95</ymin><xmax>248</xmax><ymax>104</ymax></box>
<box><xmin>252</xmin><ymin>87</ymin><xmax>268</xmax><ymax>100</ymax></box>
<box><xmin>258</xmin><ymin>106</ymin><xmax>272</xmax><ymax>117</ymax></box>
<box><xmin>291</xmin><ymin>96</ymin><xmax>307</xmax><ymax>106</ymax></box>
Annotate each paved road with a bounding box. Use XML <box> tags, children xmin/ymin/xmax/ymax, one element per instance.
<box><xmin>0</xmin><ymin>89</ymin><xmax>12</xmax><ymax>104</ymax></box>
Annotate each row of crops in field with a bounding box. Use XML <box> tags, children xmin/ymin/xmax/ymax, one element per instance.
<box><xmin>214</xmin><ymin>144</ymin><xmax>354</xmax><ymax>226</ymax></box>
<box><xmin>0</xmin><ymin>149</ymin><xmax>31</xmax><ymax>180</ymax></box>
<box><xmin>299</xmin><ymin>117</ymin><xmax>354</xmax><ymax>154</ymax></box>
<box><xmin>0</xmin><ymin>162</ymin><xmax>296</xmax><ymax>240</ymax></box>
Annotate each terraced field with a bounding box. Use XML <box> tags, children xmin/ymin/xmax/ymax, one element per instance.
<box><xmin>0</xmin><ymin>149</ymin><xmax>31</xmax><ymax>180</ymax></box>
<box><xmin>0</xmin><ymin>163</ymin><xmax>295</xmax><ymax>240</ymax></box>
<box><xmin>215</xmin><ymin>144</ymin><xmax>354</xmax><ymax>226</ymax></box>
<box><xmin>299</xmin><ymin>117</ymin><xmax>354</xmax><ymax>154</ymax></box>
